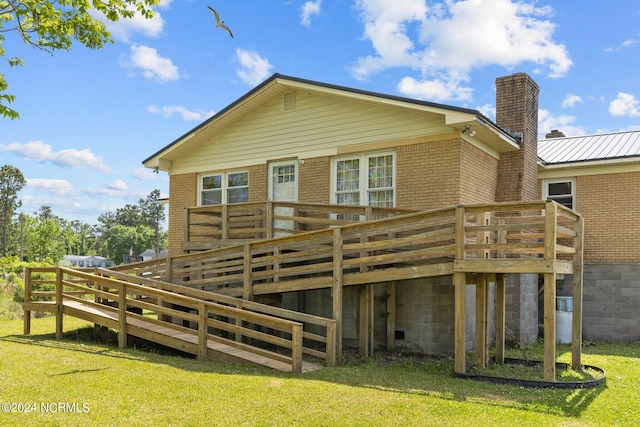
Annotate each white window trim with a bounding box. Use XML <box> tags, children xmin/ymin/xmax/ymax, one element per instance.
<box><xmin>543</xmin><ymin>178</ymin><xmax>575</xmax><ymax>209</ymax></box>
<box><xmin>332</xmin><ymin>151</ymin><xmax>396</xmax><ymax>207</ymax></box>
<box><xmin>199</xmin><ymin>170</ymin><xmax>249</xmax><ymax>205</ymax></box>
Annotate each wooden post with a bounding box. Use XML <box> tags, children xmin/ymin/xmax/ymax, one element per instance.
<box><xmin>572</xmin><ymin>215</ymin><xmax>584</xmax><ymax>370</ymax></box>
<box><xmin>543</xmin><ymin>272</ymin><xmax>556</xmax><ymax>381</ymax></box>
<box><xmin>118</xmin><ymin>283</ymin><xmax>128</xmax><ymax>349</ymax></box>
<box><xmin>454</xmin><ymin>272</ymin><xmax>467</xmax><ymax>374</ymax></box>
<box><xmin>23</xmin><ymin>267</ymin><xmax>32</xmax><ymax>335</ymax></box>
<box><xmin>164</xmin><ymin>256</ymin><xmax>173</xmax><ymax>283</ymax></box>
<box><xmin>242</xmin><ymin>243</ymin><xmax>252</xmax><ymax>300</ymax></box>
<box><xmin>184</xmin><ymin>207</ymin><xmax>191</xmax><ymax>247</ymax></box>
<box><xmin>221</xmin><ymin>204</ymin><xmax>229</xmax><ymax>240</ymax></box>
<box><xmin>332</xmin><ymin>228</ymin><xmax>343</xmax><ymax>362</ymax></box>
<box><xmin>198</xmin><ymin>302</ymin><xmax>208</xmax><ymax>359</ymax></box>
<box><xmin>266</xmin><ymin>201</ymin><xmax>274</xmax><ymax>239</ymax></box>
<box><xmin>454</xmin><ymin>205</ymin><xmax>467</xmax><ymax>374</ymax></box>
<box><xmin>475</xmin><ymin>273</ymin><xmax>489</xmax><ymax>367</ymax></box>
<box><xmin>291</xmin><ymin>323</ymin><xmax>303</xmax><ymax>374</ymax></box>
<box><xmin>55</xmin><ymin>267</ymin><xmax>63</xmax><ymax>340</ymax></box>
<box><xmin>495</xmin><ymin>273</ymin><xmax>506</xmax><ymax>363</ymax></box>
<box><xmin>543</xmin><ymin>201</ymin><xmax>558</xmax><ymax>381</ymax></box>
<box><xmin>325</xmin><ymin>320</ymin><xmax>337</xmax><ymax>367</ymax></box>
<box><xmin>386</xmin><ymin>281</ymin><xmax>396</xmax><ymax>350</ymax></box>
<box><xmin>358</xmin><ymin>285</ymin><xmax>373</xmax><ymax>356</ymax></box>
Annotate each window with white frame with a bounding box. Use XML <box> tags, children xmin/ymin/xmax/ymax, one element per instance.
<box><xmin>544</xmin><ymin>179</ymin><xmax>574</xmax><ymax>209</ymax></box>
<box><xmin>334</xmin><ymin>152</ymin><xmax>395</xmax><ymax>207</ymax></box>
<box><xmin>201</xmin><ymin>171</ymin><xmax>249</xmax><ymax>205</ymax></box>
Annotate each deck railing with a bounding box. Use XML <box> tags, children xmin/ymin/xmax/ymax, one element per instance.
<box><xmin>183</xmin><ymin>201</ymin><xmax>416</xmax><ymax>251</ymax></box>
<box><xmin>22</xmin><ymin>266</ymin><xmax>337</xmax><ymax>373</ymax></box>
<box><xmin>123</xmin><ymin>200</ymin><xmax>580</xmax><ymax>299</ymax></box>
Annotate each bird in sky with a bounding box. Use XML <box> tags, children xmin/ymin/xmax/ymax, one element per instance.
<box><xmin>208</xmin><ymin>5</ymin><xmax>233</xmax><ymax>38</ymax></box>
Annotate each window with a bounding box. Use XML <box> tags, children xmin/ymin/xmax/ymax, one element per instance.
<box><xmin>544</xmin><ymin>179</ymin><xmax>574</xmax><ymax>209</ymax></box>
<box><xmin>334</xmin><ymin>152</ymin><xmax>395</xmax><ymax>207</ymax></box>
<box><xmin>201</xmin><ymin>171</ymin><xmax>249</xmax><ymax>205</ymax></box>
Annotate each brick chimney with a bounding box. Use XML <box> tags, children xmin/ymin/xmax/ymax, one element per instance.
<box><xmin>494</xmin><ymin>73</ymin><xmax>541</xmax><ymax>346</ymax></box>
<box><xmin>494</xmin><ymin>73</ymin><xmax>540</xmax><ymax>202</ymax></box>
<box><xmin>545</xmin><ymin>129</ymin><xmax>566</xmax><ymax>139</ymax></box>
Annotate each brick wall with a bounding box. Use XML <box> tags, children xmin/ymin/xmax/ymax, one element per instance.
<box><xmin>298</xmin><ymin>156</ymin><xmax>331</xmax><ymax>204</ymax></box>
<box><xmin>576</xmin><ymin>172</ymin><xmax>640</xmax><ymax>264</ymax></box>
<box><xmin>248</xmin><ymin>164</ymin><xmax>268</xmax><ymax>202</ymax></box>
<box><xmin>168</xmin><ymin>173</ymin><xmax>197</xmax><ymax>256</ymax></box>
<box><xmin>460</xmin><ymin>142</ymin><xmax>499</xmax><ymax>204</ymax></box>
<box><xmin>396</xmin><ymin>139</ymin><xmax>462</xmax><ymax>210</ymax></box>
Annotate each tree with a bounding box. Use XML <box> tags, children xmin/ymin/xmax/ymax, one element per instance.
<box><xmin>102</xmin><ymin>224</ymin><xmax>154</xmax><ymax>264</ymax></box>
<box><xmin>28</xmin><ymin>206</ymin><xmax>65</xmax><ymax>262</ymax></box>
<box><xmin>139</xmin><ymin>189</ymin><xmax>166</xmax><ymax>257</ymax></box>
<box><xmin>0</xmin><ymin>164</ymin><xmax>26</xmax><ymax>255</ymax></box>
<box><xmin>0</xmin><ymin>0</ymin><xmax>160</xmax><ymax>119</ymax></box>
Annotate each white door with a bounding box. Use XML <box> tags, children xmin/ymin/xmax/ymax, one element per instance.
<box><xmin>269</xmin><ymin>160</ymin><xmax>298</xmax><ymax>236</ymax></box>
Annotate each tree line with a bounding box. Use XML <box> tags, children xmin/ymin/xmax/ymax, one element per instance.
<box><xmin>0</xmin><ymin>164</ymin><xmax>166</xmax><ymax>264</ymax></box>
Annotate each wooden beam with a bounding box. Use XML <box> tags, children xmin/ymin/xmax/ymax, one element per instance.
<box><xmin>358</xmin><ymin>285</ymin><xmax>374</xmax><ymax>356</ymax></box>
<box><xmin>475</xmin><ymin>273</ymin><xmax>489</xmax><ymax>367</ymax></box>
<box><xmin>118</xmin><ymin>284</ymin><xmax>128</xmax><ymax>349</ymax></box>
<box><xmin>24</xmin><ymin>268</ymin><xmax>32</xmax><ymax>335</ymax></box>
<box><xmin>495</xmin><ymin>273</ymin><xmax>506</xmax><ymax>363</ymax></box>
<box><xmin>242</xmin><ymin>243</ymin><xmax>252</xmax><ymax>300</ymax></box>
<box><xmin>543</xmin><ymin>272</ymin><xmax>556</xmax><ymax>382</ymax></box>
<box><xmin>386</xmin><ymin>281</ymin><xmax>396</xmax><ymax>350</ymax></box>
<box><xmin>332</xmin><ymin>228</ymin><xmax>343</xmax><ymax>362</ymax></box>
<box><xmin>55</xmin><ymin>268</ymin><xmax>63</xmax><ymax>340</ymax></box>
<box><xmin>198</xmin><ymin>302</ymin><xmax>208</xmax><ymax>359</ymax></box>
<box><xmin>572</xmin><ymin>215</ymin><xmax>584</xmax><ymax>370</ymax></box>
<box><xmin>454</xmin><ymin>272</ymin><xmax>466</xmax><ymax>374</ymax></box>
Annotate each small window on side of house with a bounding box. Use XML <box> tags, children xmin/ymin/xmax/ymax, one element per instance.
<box><xmin>201</xmin><ymin>171</ymin><xmax>249</xmax><ymax>205</ymax></box>
<box><xmin>545</xmin><ymin>179</ymin><xmax>574</xmax><ymax>209</ymax></box>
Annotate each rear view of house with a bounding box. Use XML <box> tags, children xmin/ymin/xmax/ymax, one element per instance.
<box><xmin>143</xmin><ymin>72</ymin><xmax>549</xmax><ymax>356</ymax></box>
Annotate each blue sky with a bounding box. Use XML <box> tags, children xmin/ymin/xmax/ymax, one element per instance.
<box><xmin>1</xmin><ymin>0</ymin><xmax>639</xmax><ymax>225</ymax></box>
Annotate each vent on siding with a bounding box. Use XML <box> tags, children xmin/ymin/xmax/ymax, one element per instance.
<box><xmin>283</xmin><ymin>92</ymin><xmax>296</xmax><ymax>111</ymax></box>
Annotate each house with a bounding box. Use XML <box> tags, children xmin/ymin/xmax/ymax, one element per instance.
<box><xmin>538</xmin><ymin>129</ymin><xmax>640</xmax><ymax>342</ymax></box>
<box><xmin>144</xmin><ymin>72</ymin><xmax>638</xmax><ymax>356</ymax></box>
<box><xmin>61</xmin><ymin>255</ymin><xmax>114</xmax><ymax>268</ymax></box>
<box><xmin>143</xmin><ymin>72</ymin><xmax>547</xmax><ymax>356</ymax></box>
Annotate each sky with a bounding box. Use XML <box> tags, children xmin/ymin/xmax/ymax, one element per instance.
<box><xmin>1</xmin><ymin>0</ymin><xmax>639</xmax><ymax>225</ymax></box>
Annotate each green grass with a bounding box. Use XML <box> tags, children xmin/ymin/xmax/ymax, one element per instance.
<box><xmin>1</xmin><ymin>316</ymin><xmax>639</xmax><ymax>426</ymax></box>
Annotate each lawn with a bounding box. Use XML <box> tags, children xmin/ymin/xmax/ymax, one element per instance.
<box><xmin>0</xmin><ymin>315</ymin><xmax>638</xmax><ymax>426</ymax></box>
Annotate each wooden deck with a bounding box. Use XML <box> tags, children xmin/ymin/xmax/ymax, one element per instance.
<box><xmin>25</xmin><ymin>200</ymin><xmax>584</xmax><ymax>382</ymax></box>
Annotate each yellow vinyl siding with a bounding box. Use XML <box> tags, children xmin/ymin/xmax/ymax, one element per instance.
<box><xmin>170</xmin><ymin>91</ymin><xmax>450</xmax><ymax>174</ymax></box>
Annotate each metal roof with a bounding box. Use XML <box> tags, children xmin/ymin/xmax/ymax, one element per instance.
<box><xmin>538</xmin><ymin>130</ymin><xmax>640</xmax><ymax>165</ymax></box>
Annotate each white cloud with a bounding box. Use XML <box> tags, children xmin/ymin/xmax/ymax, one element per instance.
<box><xmin>538</xmin><ymin>109</ymin><xmax>585</xmax><ymax>138</ymax></box>
<box><xmin>121</xmin><ymin>45</ymin><xmax>180</xmax><ymax>82</ymax></box>
<box><xmin>147</xmin><ymin>105</ymin><xmax>215</xmax><ymax>121</ymax></box>
<box><xmin>26</xmin><ymin>179</ymin><xmax>76</xmax><ymax>197</ymax></box>
<box><xmin>95</xmin><ymin>6</ymin><xmax>166</xmax><ymax>43</ymax></box>
<box><xmin>0</xmin><ymin>140</ymin><xmax>111</xmax><ymax>173</ymax></box>
<box><xmin>562</xmin><ymin>94</ymin><xmax>582</xmax><ymax>108</ymax></box>
<box><xmin>236</xmin><ymin>49</ymin><xmax>273</xmax><ymax>85</ymax></box>
<box><xmin>131</xmin><ymin>167</ymin><xmax>160</xmax><ymax>181</ymax></box>
<box><xmin>301</xmin><ymin>1</ymin><xmax>322</xmax><ymax>26</ymax></box>
<box><xmin>477</xmin><ymin>104</ymin><xmax>496</xmax><ymax>121</ymax></box>
<box><xmin>353</xmin><ymin>0</ymin><xmax>572</xmax><ymax>101</ymax></box>
<box><xmin>397</xmin><ymin>75</ymin><xmax>473</xmax><ymax>102</ymax></box>
<box><xmin>609</xmin><ymin>92</ymin><xmax>640</xmax><ymax>117</ymax></box>
<box><xmin>107</xmin><ymin>179</ymin><xmax>128</xmax><ymax>192</ymax></box>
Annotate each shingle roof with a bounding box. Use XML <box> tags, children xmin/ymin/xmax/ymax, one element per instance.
<box><xmin>538</xmin><ymin>130</ymin><xmax>640</xmax><ymax>165</ymax></box>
